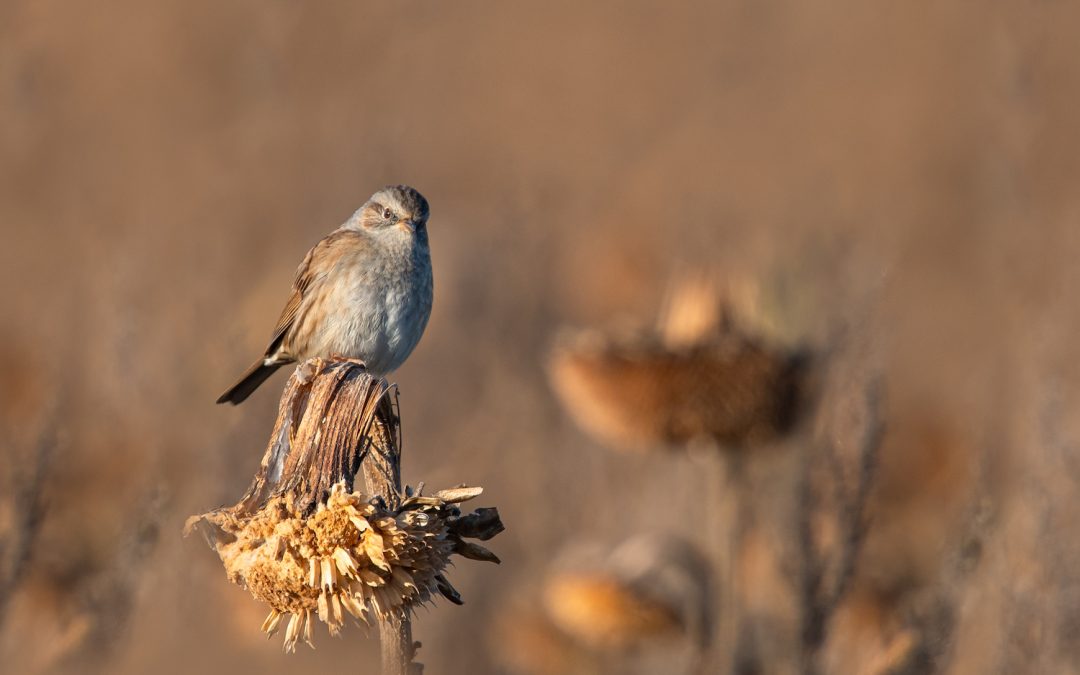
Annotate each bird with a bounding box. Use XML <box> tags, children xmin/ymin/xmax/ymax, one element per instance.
<box><xmin>217</xmin><ymin>184</ymin><xmax>433</xmax><ymax>405</ymax></box>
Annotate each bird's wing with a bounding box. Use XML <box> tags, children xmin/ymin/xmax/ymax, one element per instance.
<box><xmin>264</xmin><ymin>229</ymin><xmax>357</xmax><ymax>359</ymax></box>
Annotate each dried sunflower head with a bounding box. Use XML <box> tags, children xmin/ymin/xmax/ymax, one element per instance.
<box><xmin>543</xmin><ymin>573</ymin><xmax>682</xmax><ymax>650</ymax></box>
<box><xmin>541</xmin><ymin>535</ymin><xmax>714</xmax><ymax>652</ymax></box>
<box><xmin>187</xmin><ymin>482</ymin><xmax>500</xmax><ymax>652</ymax></box>
<box><xmin>549</xmin><ymin>273</ymin><xmax>807</xmax><ymax>450</ymax></box>
<box><xmin>550</xmin><ymin>329</ymin><xmax>805</xmax><ymax>450</ymax></box>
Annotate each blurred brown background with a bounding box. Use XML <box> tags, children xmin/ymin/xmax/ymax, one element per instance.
<box><xmin>3</xmin><ymin>1</ymin><xmax>1080</xmax><ymax>674</ymax></box>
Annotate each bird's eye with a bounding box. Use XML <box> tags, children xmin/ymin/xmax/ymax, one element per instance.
<box><xmin>383</xmin><ymin>208</ymin><xmax>393</xmax><ymax>219</ymax></box>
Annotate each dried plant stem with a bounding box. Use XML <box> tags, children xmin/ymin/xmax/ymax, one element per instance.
<box><xmin>707</xmin><ymin>454</ymin><xmax>745</xmax><ymax>675</ymax></box>
<box><xmin>359</xmin><ymin>401</ymin><xmax>417</xmax><ymax>675</ymax></box>
<box><xmin>240</xmin><ymin>359</ymin><xmax>418</xmax><ymax>674</ymax></box>
<box><xmin>376</xmin><ymin>616</ymin><xmax>415</xmax><ymax>675</ymax></box>
<box><xmin>191</xmin><ymin>359</ymin><xmax>502</xmax><ymax>670</ymax></box>
<box><xmin>0</xmin><ymin>422</ymin><xmax>54</xmax><ymax>631</ymax></box>
<box><xmin>797</xmin><ymin>378</ymin><xmax>885</xmax><ymax>675</ymax></box>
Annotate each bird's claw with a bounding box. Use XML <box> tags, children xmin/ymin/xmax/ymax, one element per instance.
<box><xmin>328</xmin><ymin>354</ymin><xmax>368</xmax><ymax>370</ymax></box>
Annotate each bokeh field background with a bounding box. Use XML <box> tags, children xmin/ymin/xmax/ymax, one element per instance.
<box><xmin>3</xmin><ymin>2</ymin><xmax>1080</xmax><ymax>673</ymax></box>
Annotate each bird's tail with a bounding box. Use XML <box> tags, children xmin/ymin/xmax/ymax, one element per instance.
<box><xmin>216</xmin><ymin>359</ymin><xmax>285</xmax><ymax>405</ymax></box>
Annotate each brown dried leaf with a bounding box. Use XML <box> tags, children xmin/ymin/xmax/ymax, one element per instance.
<box><xmin>432</xmin><ymin>486</ymin><xmax>484</xmax><ymax>503</ymax></box>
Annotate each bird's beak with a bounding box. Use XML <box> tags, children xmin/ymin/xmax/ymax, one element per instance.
<box><xmin>399</xmin><ymin>219</ymin><xmax>418</xmax><ymax>232</ymax></box>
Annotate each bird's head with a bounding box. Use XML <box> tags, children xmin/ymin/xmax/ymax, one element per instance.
<box><xmin>354</xmin><ymin>184</ymin><xmax>430</xmax><ymax>236</ymax></box>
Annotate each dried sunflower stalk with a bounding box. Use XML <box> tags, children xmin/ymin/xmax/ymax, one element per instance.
<box><xmin>185</xmin><ymin>359</ymin><xmax>503</xmax><ymax>657</ymax></box>
<box><xmin>189</xmin><ymin>482</ymin><xmax>498</xmax><ymax>651</ymax></box>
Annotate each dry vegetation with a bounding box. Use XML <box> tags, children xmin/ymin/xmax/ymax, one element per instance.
<box><xmin>186</xmin><ymin>360</ymin><xmax>502</xmax><ymax>670</ymax></box>
<box><xmin>3</xmin><ymin>1</ymin><xmax>1080</xmax><ymax>674</ymax></box>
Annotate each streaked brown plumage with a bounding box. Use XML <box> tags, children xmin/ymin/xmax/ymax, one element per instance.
<box><xmin>218</xmin><ymin>185</ymin><xmax>433</xmax><ymax>404</ymax></box>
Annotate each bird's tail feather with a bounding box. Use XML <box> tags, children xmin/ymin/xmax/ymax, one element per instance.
<box><xmin>216</xmin><ymin>360</ymin><xmax>284</xmax><ymax>405</ymax></box>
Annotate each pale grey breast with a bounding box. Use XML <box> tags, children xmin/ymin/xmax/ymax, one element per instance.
<box><xmin>306</xmin><ymin>226</ymin><xmax>432</xmax><ymax>376</ymax></box>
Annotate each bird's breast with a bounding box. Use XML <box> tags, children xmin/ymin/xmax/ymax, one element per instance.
<box><xmin>312</xmin><ymin>240</ymin><xmax>432</xmax><ymax>376</ymax></box>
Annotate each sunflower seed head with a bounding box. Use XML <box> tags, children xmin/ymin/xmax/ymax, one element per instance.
<box><xmin>188</xmin><ymin>481</ymin><xmax>503</xmax><ymax>651</ymax></box>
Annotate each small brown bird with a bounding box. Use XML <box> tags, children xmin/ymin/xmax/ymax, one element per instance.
<box><xmin>217</xmin><ymin>185</ymin><xmax>433</xmax><ymax>404</ymax></box>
